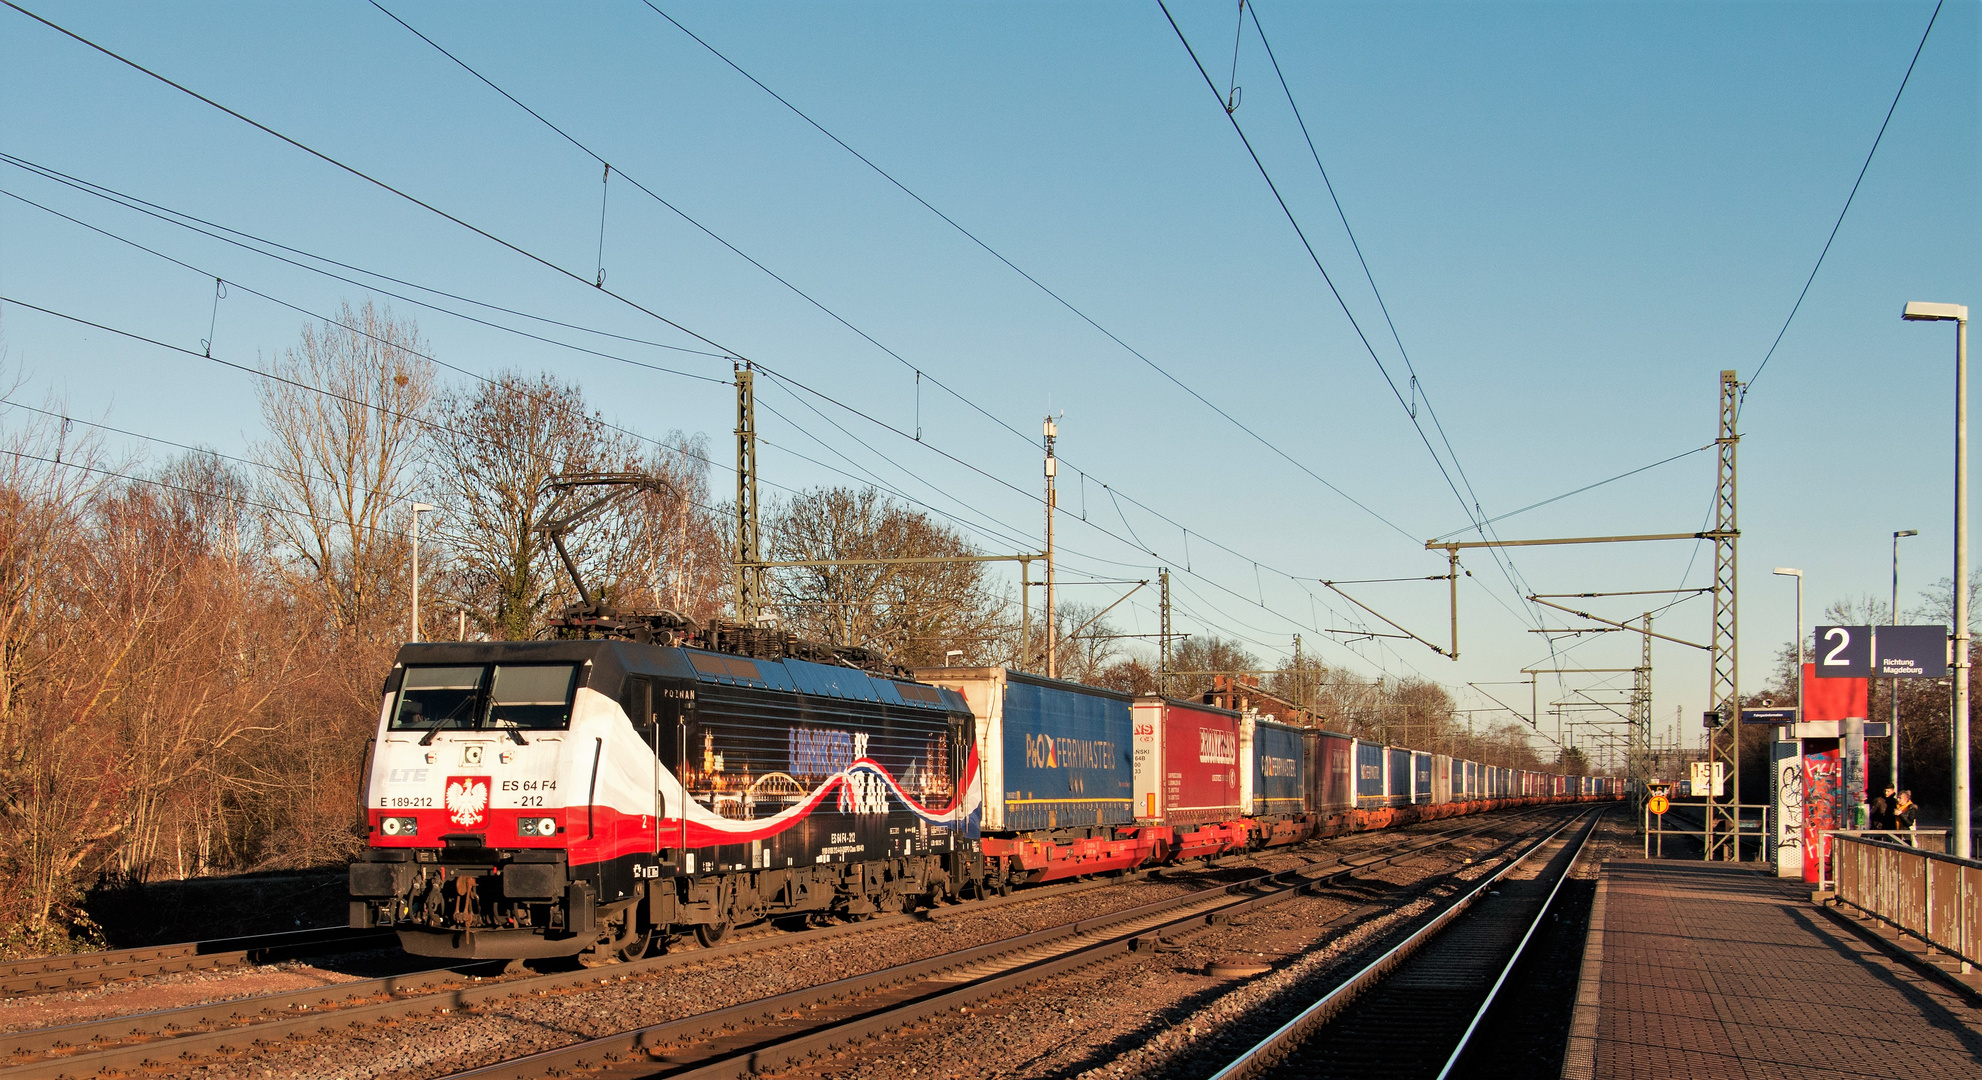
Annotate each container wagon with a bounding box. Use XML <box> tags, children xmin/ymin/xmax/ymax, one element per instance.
<box><xmin>918</xmin><ymin>667</ymin><xmax>1137</xmax><ymax>885</ymax></box>
<box><xmin>1311</xmin><ymin>730</ymin><xmax>1355</xmax><ymax>816</ymax></box>
<box><xmin>1355</xmin><ymin>741</ymin><xmax>1386</xmax><ymax>810</ymax></box>
<box><xmin>1385</xmin><ymin>746</ymin><xmax>1412</xmax><ymax>808</ymax></box>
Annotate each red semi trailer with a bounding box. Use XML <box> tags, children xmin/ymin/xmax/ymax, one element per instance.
<box><xmin>1131</xmin><ymin>696</ymin><xmax>1250</xmax><ymax>859</ymax></box>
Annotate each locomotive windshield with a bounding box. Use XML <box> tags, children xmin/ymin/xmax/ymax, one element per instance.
<box><xmin>389</xmin><ymin>663</ymin><xmax>580</xmax><ymax>733</ymax></box>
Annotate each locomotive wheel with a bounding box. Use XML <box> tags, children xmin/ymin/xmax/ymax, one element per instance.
<box><xmin>695</xmin><ymin>921</ymin><xmax>731</xmax><ymax>947</ymax></box>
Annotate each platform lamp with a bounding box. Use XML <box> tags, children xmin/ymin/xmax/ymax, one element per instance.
<box><xmin>1903</xmin><ymin>300</ymin><xmax>1970</xmax><ymax>858</ymax></box>
<box><xmin>1773</xmin><ymin>568</ymin><xmax>1804</xmax><ymax>728</ymax></box>
<box><xmin>1892</xmin><ymin>529</ymin><xmax>1918</xmax><ymax>793</ymax></box>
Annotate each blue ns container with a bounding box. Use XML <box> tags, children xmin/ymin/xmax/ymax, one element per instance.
<box><xmin>1245</xmin><ymin>716</ymin><xmax>1306</xmax><ymax>817</ymax></box>
<box><xmin>1355</xmin><ymin>740</ymin><xmax>1386</xmax><ymax>809</ymax></box>
<box><xmin>1412</xmin><ymin>751</ymin><xmax>1433</xmax><ymax>804</ymax></box>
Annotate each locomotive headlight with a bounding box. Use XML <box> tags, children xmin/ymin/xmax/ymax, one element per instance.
<box><xmin>379</xmin><ymin>816</ymin><xmax>418</xmax><ymax>837</ymax></box>
<box><xmin>518</xmin><ymin>816</ymin><xmax>560</xmax><ymax>837</ymax></box>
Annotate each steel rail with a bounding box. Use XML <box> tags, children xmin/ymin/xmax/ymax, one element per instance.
<box><xmin>0</xmin><ymin>820</ymin><xmax>1374</xmax><ymax>1060</ymax></box>
<box><xmin>0</xmin><ymin>814</ymin><xmax>1526</xmax><ymax>1076</ymax></box>
<box><xmin>433</xmin><ymin>811</ymin><xmax>1569</xmax><ymax>1080</ymax></box>
<box><xmin>0</xmin><ymin>926</ymin><xmax>392</xmax><ymax>997</ymax></box>
<box><xmin>0</xmin><ymin>807</ymin><xmax>1540</xmax><ymax>1067</ymax></box>
<box><xmin>1434</xmin><ymin>808</ymin><xmax>1605</xmax><ymax>1078</ymax></box>
<box><xmin>1203</xmin><ymin>809</ymin><xmax>1599</xmax><ymax>1080</ymax></box>
<box><xmin>0</xmin><ymin>808</ymin><xmax>1567</xmax><ymax>1079</ymax></box>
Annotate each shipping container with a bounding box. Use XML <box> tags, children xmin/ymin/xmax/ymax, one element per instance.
<box><xmin>1431</xmin><ymin>754</ymin><xmax>1452</xmax><ymax>805</ymax></box>
<box><xmin>1244</xmin><ymin>714</ymin><xmax>1306</xmax><ymax>817</ymax></box>
<box><xmin>1313</xmin><ymin>731</ymin><xmax>1355</xmax><ymax>812</ymax></box>
<box><xmin>915</xmin><ymin>667</ymin><xmax>1133</xmax><ymax>833</ymax></box>
<box><xmin>1412</xmin><ymin>751</ymin><xmax>1433</xmax><ymax>804</ymax></box>
<box><xmin>1385</xmin><ymin>746</ymin><xmax>1411</xmax><ymax>808</ymax></box>
<box><xmin>1130</xmin><ymin>697</ymin><xmax>1242</xmax><ymax>827</ymax></box>
<box><xmin>1355</xmin><ymin>740</ymin><xmax>1386</xmax><ymax>809</ymax></box>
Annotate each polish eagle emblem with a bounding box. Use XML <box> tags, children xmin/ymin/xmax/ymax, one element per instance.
<box><xmin>445</xmin><ymin>776</ymin><xmax>491</xmax><ymax>827</ymax></box>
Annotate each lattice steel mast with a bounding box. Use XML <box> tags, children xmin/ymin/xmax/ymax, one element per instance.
<box><xmin>1707</xmin><ymin>369</ymin><xmax>1742</xmax><ymax>860</ymax></box>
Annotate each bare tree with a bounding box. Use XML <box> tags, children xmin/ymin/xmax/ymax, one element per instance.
<box><xmin>766</xmin><ymin>488</ymin><xmax>1011</xmax><ymax>666</ymax></box>
<box><xmin>1162</xmin><ymin>635</ymin><xmax>1260</xmax><ymax>700</ymax></box>
<box><xmin>254</xmin><ymin>302</ymin><xmax>432</xmax><ymax>645</ymax></box>
<box><xmin>427</xmin><ymin>371</ymin><xmax>617</xmax><ymax>640</ymax></box>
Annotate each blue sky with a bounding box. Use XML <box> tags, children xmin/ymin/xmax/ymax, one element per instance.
<box><xmin>1</xmin><ymin>1</ymin><xmax>1975</xmax><ymax>765</ymax></box>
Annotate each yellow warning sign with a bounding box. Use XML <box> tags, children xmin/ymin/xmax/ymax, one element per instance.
<box><xmin>1648</xmin><ymin>794</ymin><xmax>1670</xmax><ymax>815</ymax></box>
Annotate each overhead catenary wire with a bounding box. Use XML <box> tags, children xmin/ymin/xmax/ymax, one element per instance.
<box><xmin>3</xmin><ymin>26</ymin><xmax>1369</xmax><ymax>635</ymax></box>
<box><xmin>0</xmin><ymin>155</ymin><xmax>732</xmax><ymax>378</ymax></box>
<box><xmin>636</xmin><ymin>0</ymin><xmax>1420</xmax><ymax>544</ymax></box>
<box><xmin>1742</xmin><ymin>0</ymin><xmax>1944</xmax><ymax>401</ymax></box>
<box><xmin>1157</xmin><ymin>2</ymin><xmax>1508</xmax><ymax>557</ymax></box>
<box><xmin>1162</xmin><ymin>4</ymin><xmax>1564</xmax><ymax>685</ymax></box>
<box><xmin>2</xmin><ymin>1</ymin><xmax>1475</xmax><ymax>693</ymax></box>
<box><xmin>11</xmin><ymin>162</ymin><xmax>1410</xmax><ymax>682</ymax></box>
<box><xmin>1244</xmin><ymin>1</ymin><xmax>1544</xmax><ymax>629</ymax></box>
<box><xmin>368</xmin><ymin>0</ymin><xmax>1444</xmax><ymax>638</ymax></box>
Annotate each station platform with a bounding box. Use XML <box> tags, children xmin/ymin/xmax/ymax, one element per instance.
<box><xmin>1561</xmin><ymin>859</ymin><xmax>1982</xmax><ymax>1079</ymax></box>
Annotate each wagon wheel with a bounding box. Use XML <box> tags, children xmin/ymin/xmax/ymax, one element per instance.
<box><xmin>695</xmin><ymin>921</ymin><xmax>731</xmax><ymax>947</ymax></box>
<box><xmin>617</xmin><ymin>928</ymin><xmax>655</xmax><ymax>962</ymax></box>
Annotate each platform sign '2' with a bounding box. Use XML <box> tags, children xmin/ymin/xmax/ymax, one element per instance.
<box><xmin>1814</xmin><ymin>625</ymin><xmax>1872</xmax><ymax>678</ymax></box>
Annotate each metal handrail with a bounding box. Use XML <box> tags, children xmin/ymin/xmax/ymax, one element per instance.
<box><xmin>1825</xmin><ymin>831</ymin><xmax>1977</xmax><ymax>972</ymax></box>
<box><xmin>1815</xmin><ymin>828</ymin><xmax>1951</xmax><ymax>891</ymax></box>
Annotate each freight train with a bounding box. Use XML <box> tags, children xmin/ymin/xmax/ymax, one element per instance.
<box><xmin>348</xmin><ymin>638</ymin><xmax>1616</xmax><ymax>963</ymax></box>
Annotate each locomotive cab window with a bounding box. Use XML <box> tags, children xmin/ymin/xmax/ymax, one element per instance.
<box><xmin>389</xmin><ymin>663</ymin><xmax>580</xmax><ymax>734</ymax></box>
<box><xmin>390</xmin><ymin>666</ymin><xmax>484</xmax><ymax>732</ymax></box>
<box><xmin>487</xmin><ymin>664</ymin><xmax>579</xmax><ymax>730</ymax></box>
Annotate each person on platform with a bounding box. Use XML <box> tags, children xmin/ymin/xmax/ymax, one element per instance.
<box><xmin>1893</xmin><ymin>790</ymin><xmax>1918</xmax><ymax>846</ymax></box>
<box><xmin>1869</xmin><ymin>786</ymin><xmax>1896</xmax><ymax>831</ymax></box>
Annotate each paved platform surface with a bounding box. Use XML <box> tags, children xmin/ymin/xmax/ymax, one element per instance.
<box><xmin>1572</xmin><ymin>859</ymin><xmax>1982</xmax><ymax>1079</ymax></box>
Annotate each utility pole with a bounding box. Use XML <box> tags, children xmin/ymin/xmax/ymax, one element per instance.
<box><xmin>1627</xmin><ymin>612</ymin><xmax>1653</xmax><ymax>789</ymax></box>
<box><xmin>1159</xmin><ymin>567</ymin><xmax>1172</xmax><ymax>697</ymax></box>
<box><xmin>1292</xmin><ymin>634</ymin><xmax>1304</xmax><ymax>716</ymax></box>
<box><xmin>410</xmin><ymin>502</ymin><xmax>434</xmax><ymax>642</ymax></box>
<box><xmin>1020</xmin><ymin>558</ymin><xmax>1031</xmax><ymax>675</ymax></box>
<box><xmin>1708</xmin><ymin>369</ymin><xmax>1742</xmax><ymax>860</ymax></box>
<box><xmin>733</xmin><ymin>363</ymin><xmax>765</xmax><ymax>625</ymax></box>
<box><xmin>1043</xmin><ymin>415</ymin><xmax>1058</xmax><ymax>680</ymax></box>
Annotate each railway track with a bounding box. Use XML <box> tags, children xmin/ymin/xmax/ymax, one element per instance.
<box><xmin>0</xmin><ymin>926</ymin><xmax>394</xmax><ymax>998</ymax></box>
<box><xmin>0</xmin><ymin>810</ymin><xmax>1557</xmax><ymax>1079</ymax></box>
<box><xmin>1205</xmin><ymin>808</ymin><xmax>1603</xmax><ymax>1080</ymax></box>
<box><xmin>419</xmin><ymin>810</ymin><xmax>1562</xmax><ymax>1080</ymax></box>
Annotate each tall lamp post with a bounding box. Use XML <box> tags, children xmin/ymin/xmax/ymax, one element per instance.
<box><xmin>1773</xmin><ymin>567</ymin><xmax>1804</xmax><ymax>876</ymax></box>
<box><xmin>1904</xmin><ymin>300</ymin><xmax>1969</xmax><ymax>858</ymax></box>
<box><xmin>410</xmin><ymin>502</ymin><xmax>435</xmax><ymax>643</ymax></box>
<box><xmin>1774</xmin><ymin>568</ymin><xmax>1804</xmax><ymax>720</ymax></box>
<box><xmin>1892</xmin><ymin>529</ymin><xmax>1919</xmax><ymax>793</ymax></box>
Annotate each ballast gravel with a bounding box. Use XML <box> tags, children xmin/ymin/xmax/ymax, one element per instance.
<box><xmin>5</xmin><ymin>813</ymin><xmax>1547</xmax><ymax>1080</ymax></box>
<box><xmin>726</xmin><ymin>822</ymin><xmax>1541</xmax><ymax>1080</ymax></box>
<box><xmin>136</xmin><ymin>843</ymin><xmax>1367</xmax><ymax>1080</ymax></box>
